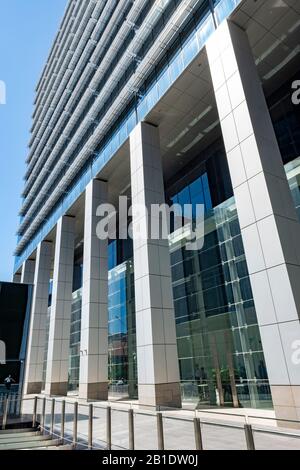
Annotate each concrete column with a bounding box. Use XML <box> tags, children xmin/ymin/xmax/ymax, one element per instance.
<box><xmin>79</xmin><ymin>179</ymin><xmax>108</xmax><ymax>400</ymax></box>
<box><xmin>13</xmin><ymin>273</ymin><xmax>21</xmax><ymax>283</ymax></box>
<box><xmin>21</xmin><ymin>259</ymin><xmax>36</xmax><ymax>284</ymax></box>
<box><xmin>129</xmin><ymin>122</ymin><xmax>181</xmax><ymax>408</ymax></box>
<box><xmin>44</xmin><ymin>216</ymin><xmax>75</xmax><ymax>396</ymax></box>
<box><xmin>23</xmin><ymin>241</ymin><xmax>52</xmax><ymax>395</ymax></box>
<box><xmin>207</xmin><ymin>20</ymin><xmax>300</xmax><ymax>421</ymax></box>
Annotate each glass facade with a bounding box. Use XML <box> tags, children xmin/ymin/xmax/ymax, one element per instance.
<box><xmin>108</xmin><ymin>261</ymin><xmax>137</xmax><ymax>399</ymax></box>
<box><xmin>269</xmin><ymin>74</ymin><xmax>300</xmax><ymax>166</ymax></box>
<box><xmin>68</xmin><ymin>289</ymin><xmax>82</xmax><ymax>392</ymax></box>
<box><xmin>286</xmin><ymin>156</ymin><xmax>300</xmax><ymax>221</ymax></box>
<box><xmin>165</xmin><ymin>145</ymin><xmax>271</xmax><ymax>407</ymax></box>
<box><xmin>169</xmin><ymin>197</ymin><xmax>270</xmax><ymax>407</ymax></box>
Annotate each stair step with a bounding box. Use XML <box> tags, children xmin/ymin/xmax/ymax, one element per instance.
<box><xmin>39</xmin><ymin>444</ymin><xmax>73</xmax><ymax>451</ymax></box>
<box><xmin>0</xmin><ymin>431</ymin><xmax>40</xmax><ymax>439</ymax></box>
<box><xmin>0</xmin><ymin>439</ymin><xmax>61</xmax><ymax>450</ymax></box>
<box><xmin>0</xmin><ymin>427</ymin><xmax>37</xmax><ymax>435</ymax></box>
<box><xmin>0</xmin><ymin>434</ymin><xmax>47</xmax><ymax>444</ymax></box>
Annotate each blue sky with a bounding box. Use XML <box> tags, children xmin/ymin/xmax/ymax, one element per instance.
<box><xmin>0</xmin><ymin>0</ymin><xmax>67</xmax><ymax>280</ymax></box>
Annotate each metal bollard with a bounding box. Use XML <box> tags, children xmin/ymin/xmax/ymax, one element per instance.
<box><xmin>2</xmin><ymin>396</ymin><xmax>9</xmax><ymax>430</ymax></box>
<box><xmin>194</xmin><ymin>417</ymin><xmax>203</xmax><ymax>450</ymax></box>
<box><xmin>88</xmin><ymin>404</ymin><xmax>93</xmax><ymax>450</ymax></box>
<box><xmin>106</xmin><ymin>406</ymin><xmax>112</xmax><ymax>450</ymax></box>
<box><xmin>157</xmin><ymin>412</ymin><xmax>164</xmax><ymax>450</ymax></box>
<box><xmin>32</xmin><ymin>396</ymin><xmax>38</xmax><ymax>428</ymax></box>
<box><xmin>73</xmin><ymin>402</ymin><xmax>78</xmax><ymax>449</ymax></box>
<box><xmin>128</xmin><ymin>408</ymin><xmax>135</xmax><ymax>450</ymax></box>
<box><xmin>50</xmin><ymin>399</ymin><xmax>55</xmax><ymax>436</ymax></box>
<box><xmin>61</xmin><ymin>400</ymin><xmax>66</xmax><ymax>444</ymax></box>
<box><xmin>244</xmin><ymin>424</ymin><xmax>255</xmax><ymax>450</ymax></box>
<box><xmin>41</xmin><ymin>397</ymin><xmax>46</xmax><ymax>433</ymax></box>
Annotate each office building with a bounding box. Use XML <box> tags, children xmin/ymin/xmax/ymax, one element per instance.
<box><xmin>14</xmin><ymin>0</ymin><xmax>300</xmax><ymax>420</ymax></box>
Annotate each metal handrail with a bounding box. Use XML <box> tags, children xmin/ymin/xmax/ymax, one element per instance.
<box><xmin>1</xmin><ymin>395</ymin><xmax>300</xmax><ymax>451</ymax></box>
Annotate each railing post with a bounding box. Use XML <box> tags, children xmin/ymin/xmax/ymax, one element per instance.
<box><xmin>32</xmin><ymin>396</ymin><xmax>38</xmax><ymax>428</ymax></box>
<box><xmin>194</xmin><ymin>417</ymin><xmax>203</xmax><ymax>450</ymax></box>
<box><xmin>41</xmin><ymin>397</ymin><xmax>46</xmax><ymax>432</ymax></box>
<box><xmin>61</xmin><ymin>400</ymin><xmax>66</xmax><ymax>444</ymax></box>
<box><xmin>244</xmin><ymin>424</ymin><xmax>255</xmax><ymax>450</ymax></box>
<box><xmin>16</xmin><ymin>393</ymin><xmax>21</xmax><ymax>416</ymax></box>
<box><xmin>2</xmin><ymin>396</ymin><xmax>9</xmax><ymax>430</ymax></box>
<box><xmin>128</xmin><ymin>408</ymin><xmax>134</xmax><ymax>450</ymax></box>
<box><xmin>50</xmin><ymin>398</ymin><xmax>55</xmax><ymax>436</ymax></box>
<box><xmin>106</xmin><ymin>406</ymin><xmax>112</xmax><ymax>450</ymax></box>
<box><xmin>157</xmin><ymin>412</ymin><xmax>164</xmax><ymax>450</ymax></box>
<box><xmin>73</xmin><ymin>402</ymin><xmax>78</xmax><ymax>449</ymax></box>
<box><xmin>14</xmin><ymin>393</ymin><xmax>17</xmax><ymax>415</ymax></box>
<box><xmin>88</xmin><ymin>404</ymin><xmax>93</xmax><ymax>450</ymax></box>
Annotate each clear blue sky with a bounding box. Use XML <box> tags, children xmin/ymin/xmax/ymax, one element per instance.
<box><xmin>0</xmin><ymin>0</ymin><xmax>67</xmax><ymax>280</ymax></box>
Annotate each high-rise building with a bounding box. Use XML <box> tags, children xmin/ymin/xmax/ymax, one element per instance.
<box><xmin>14</xmin><ymin>0</ymin><xmax>300</xmax><ymax>422</ymax></box>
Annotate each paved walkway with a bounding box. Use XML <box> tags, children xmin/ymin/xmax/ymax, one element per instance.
<box><xmin>19</xmin><ymin>395</ymin><xmax>300</xmax><ymax>450</ymax></box>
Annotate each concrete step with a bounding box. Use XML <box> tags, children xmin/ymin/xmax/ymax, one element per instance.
<box><xmin>39</xmin><ymin>444</ymin><xmax>73</xmax><ymax>450</ymax></box>
<box><xmin>0</xmin><ymin>434</ymin><xmax>47</xmax><ymax>445</ymax></box>
<box><xmin>0</xmin><ymin>438</ymin><xmax>62</xmax><ymax>450</ymax></box>
<box><xmin>0</xmin><ymin>427</ymin><xmax>38</xmax><ymax>435</ymax></box>
<box><xmin>0</xmin><ymin>431</ymin><xmax>41</xmax><ymax>442</ymax></box>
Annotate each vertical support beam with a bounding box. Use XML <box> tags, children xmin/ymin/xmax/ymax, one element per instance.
<box><xmin>41</xmin><ymin>397</ymin><xmax>46</xmax><ymax>431</ymax></box>
<box><xmin>88</xmin><ymin>403</ymin><xmax>93</xmax><ymax>450</ymax></box>
<box><xmin>206</xmin><ymin>20</ymin><xmax>300</xmax><ymax>421</ymax></box>
<box><xmin>106</xmin><ymin>406</ymin><xmax>112</xmax><ymax>450</ymax></box>
<box><xmin>61</xmin><ymin>400</ymin><xmax>66</xmax><ymax>443</ymax></box>
<box><xmin>24</xmin><ymin>241</ymin><xmax>52</xmax><ymax>395</ymax></box>
<box><xmin>79</xmin><ymin>179</ymin><xmax>108</xmax><ymax>401</ymax></box>
<box><xmin>128</xmin><ymin>408</ymin><xmax>135</xmax><ymax>450</ymax></box>
<box><xmin>32</xmin><ymin>396</ymin><xmax>38</xmax><ymax>428</ymax></box>
<box><xmin>73</xmin><ymin>401</ymin><xmax>78</xmax><ymax>449</ymax></box>
<box><xmin>129</xmin><ymin>122</ymin><xmax>181</xmax><ymax>408</ymax></box>
<box><xmin>157</xmin><ymin>412</ymin><xmax>164</xmax><ymax>450</ymax></box>
<box><xmin>194</xmin><ymin>417</ymin><xmax>203</xmax><ymax>450</ymax></box>
<box><xmin>45</xmin><ymin>216</ymin><xmax>75</xmax><ymax>396</ymax></box>
<box><xmin>50</xmin><ymin>398</ymin><xmax>55</xmax><ymax>435</ymax></box>
<box><xmin>21</xmin><ymin>259</ymin><xmax>36</xmax><ymax>284</ymax></box>
<box><xmin>244</xmin><ymin>424</ymin><xmax>255</xmax><ymax>450</ymax></box>
<box><xmin>2</xmin><ymin>396</ymin><xmax>9</xmax><ymax>430</ymax></box>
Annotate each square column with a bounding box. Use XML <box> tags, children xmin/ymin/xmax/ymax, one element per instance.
<box><xmin>23</xmin><ymin>241</ymin><xmax>52</xmax><ymax>395</ymax></box>
<box><xmin>79</xmin><ymin>179</ymin><xmax>108</xmax><ymax>401</ymax></box>
<box><xmin>207</xmin><ymin>21</ymin><xmax>300</xmax><ymax>421</ymax></box>
<box><xmin>44</xmin><ymin>216</ymin><xmax>75</xmax><ymax>396</ymax></box>
<box><xmin>21</xmin><ymin>259</ymin><xmax>36</xmax><ymax>284</ymax></box>
<box><xmin>130</xmin><ymin>122</ymin><xmax>181</xmax><ymax>408</ymax></box>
